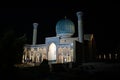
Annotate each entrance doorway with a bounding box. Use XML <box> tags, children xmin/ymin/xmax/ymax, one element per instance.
<box><xmin>48</xmin><ymin>43</ymin><xmax>57</xmax><ymax>63</ymax></box>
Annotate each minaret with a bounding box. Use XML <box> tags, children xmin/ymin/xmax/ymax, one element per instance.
<box><xmin>76</xmin><ymin>11</ymin><xmax>83</xmax><ymax>43</ymax></box>
<box><xmin>32</xmin><ymin>23</ymin><xmax>38</xmax><ymax>45</ymax></box>
<box><xmin>76</xmin><ymin>11</ymin><xmax>85</xmax><ymax>63</ymax></box>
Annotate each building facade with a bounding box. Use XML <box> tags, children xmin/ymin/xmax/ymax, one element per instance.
<box><xmin>22</xmin><ymin>11</ymin><xmax>96</xmax><ymax>65</ymax></box>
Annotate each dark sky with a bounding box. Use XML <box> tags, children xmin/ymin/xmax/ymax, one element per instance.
<box><xmin>0</xmin><ymin>0</ymin><xmax>120</xmax><ymax>53</ymax></box>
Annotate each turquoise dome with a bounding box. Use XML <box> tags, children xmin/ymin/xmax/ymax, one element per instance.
<box><xmin>56</xmin><ymin>19</ymin><xmax>75</xmax><ymax>37</ymax></box>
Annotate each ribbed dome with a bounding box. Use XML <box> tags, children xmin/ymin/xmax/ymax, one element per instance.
<box><xmin>56</xmin><ymin>19</ymin><xmax>75</xmax><ymax>37</ymax></box>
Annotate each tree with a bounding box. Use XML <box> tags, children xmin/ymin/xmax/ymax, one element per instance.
<box><xmin>0</xmin><ymin>28</ymin><xmax>27</xmax><ymax>70</ymax></box>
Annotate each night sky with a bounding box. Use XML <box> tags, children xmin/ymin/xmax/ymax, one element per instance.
<box><xmin>0</xmin><ymin>0</ymin><xmax>120</xmax><ymax>53</ymax></box>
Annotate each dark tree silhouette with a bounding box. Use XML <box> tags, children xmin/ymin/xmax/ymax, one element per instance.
<box><xmin>0</xmin><ymin>28</ymin><xmax>27</xmax><ymax>70</ymax></box>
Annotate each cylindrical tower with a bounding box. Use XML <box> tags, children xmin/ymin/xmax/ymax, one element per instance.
<box><xmin>76</xmin><ymin>11</ymin><xmax>83</xmax><ymax>43</ymax></box>
<box><xmin>32</xmin><ymin>23</ymin><xmax>38</xmax><ymax>45</ymax></box>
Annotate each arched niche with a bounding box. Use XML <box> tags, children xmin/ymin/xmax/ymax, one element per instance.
<box><xmin>48</xmin><ymin>43</ymin><xmax>57</xmax><ymax>62</ymax></box>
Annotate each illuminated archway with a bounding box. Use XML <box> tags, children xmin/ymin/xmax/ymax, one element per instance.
<box><xmin>48</xmin><ymin>43</ymin><xmax>57</xmax><ymax>61</ymax></box>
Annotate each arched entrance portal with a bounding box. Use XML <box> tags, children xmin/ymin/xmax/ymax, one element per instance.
<box><xmin>48</xmin><ymin>43</ymin><xmax>57</xmax><ymax>63</ymax></box>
